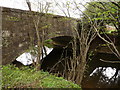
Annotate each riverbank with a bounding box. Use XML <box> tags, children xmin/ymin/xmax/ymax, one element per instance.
<box><xmin>2</xmin><ymin>65</ymin><xmax>81</xmax><ymax>89</ymax></box>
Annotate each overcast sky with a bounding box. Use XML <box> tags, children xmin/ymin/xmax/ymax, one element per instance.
<box><xmin>0</xmin><ymin>0</ymin><xmax>91</xmax><ymax>18</ymax></box>
<box><xmin>0</xmin><ymin>0</ymin><xmax>118</xmax><ymax>18</ymax></box>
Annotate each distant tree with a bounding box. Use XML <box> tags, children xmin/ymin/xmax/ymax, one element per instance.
<box><xmin>83</xmin><ymin>2</ymin><xmax>120</xmax><ymax>34</ymax></box>
<box><xmin>84</xmin><ymin>2</ymin><xmax>120</xmax><ymax>57</ymax></box>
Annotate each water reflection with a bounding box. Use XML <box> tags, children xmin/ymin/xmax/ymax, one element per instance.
<box><xmin>90</xmin><ymin>67</ymin><xmax>116</xmax><ymax>79</ymax></box>
<box><xmin>82</xmin><ymin>52</ymin><xmax>120</xmax><ymax>88</ymax></box>
<box><xmin>16</xmin><ymin>46</ymin><xmax>53</xmax><ymax>65</ymax></box>
<box><xmin>83</xmin><ymin>67</ymin><xmax>120</xmax><ymax>88</ymax></box>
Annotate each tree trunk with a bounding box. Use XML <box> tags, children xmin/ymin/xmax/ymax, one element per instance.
<box><xmin>75</xmin><ymin>55</ymin><xmax>87</xmax><ymax>85</ymax></box>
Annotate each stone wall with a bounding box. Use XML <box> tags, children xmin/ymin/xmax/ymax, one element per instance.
<box><xmin>2</xmin><ymin>7</ymin><xmax>77</xmax><ymax>65</ymax></box>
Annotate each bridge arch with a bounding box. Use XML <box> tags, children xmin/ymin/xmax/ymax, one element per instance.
<box><xmin>2</xmin><ymin>7</ymin><xmax>77</xmax><ymax>65</ymax></box>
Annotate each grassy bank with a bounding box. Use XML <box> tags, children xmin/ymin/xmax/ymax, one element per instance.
<box><xmin>1</xmin><ymin>65</ymin><xmax>81</xmax><ymax>89</ymax></box>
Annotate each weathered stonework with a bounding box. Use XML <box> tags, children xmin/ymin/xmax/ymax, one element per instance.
<box><xmin>2</xmin><ymin>7</ymin><xmax>77</xmax><ymax>65</ymax></box>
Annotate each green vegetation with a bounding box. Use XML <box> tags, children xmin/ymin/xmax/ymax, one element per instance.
<box><xmin>84</xmin><ymin>2</ymin><xmax>119</xmax><ymax>21</ymax></box>
<box><xmin>44</xmin><ymin>39</ymin><xmax>54</xmax><ymax>48</ymax></box>
<box><xmin>83</xmin><ymin>2</ymin><xmax>119</xmax><ymax>35</ymax></box>
<box><xmin>2</xmin><ymin>65</ymin><xmax>81</xmax><ymax>88</ymax></box>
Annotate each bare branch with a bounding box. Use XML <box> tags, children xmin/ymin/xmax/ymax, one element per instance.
<box><xmin>26</xmin><ymin>0</ymin><xmax>31</xmax><ymax>11</ymax></box>
<box><xmin>100</xmin><ymin>59</ymin><xmax>120</xmax><ymax>63</ymax></box>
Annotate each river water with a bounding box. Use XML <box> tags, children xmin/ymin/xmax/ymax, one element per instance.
<box><xmin>82</xmin><ymin>53</ymin><xmax>120</xmax><ymax>88</ymax></box>
<box><xmin>16</xmin><ymin>46</ymin><xmax>53</xmax><ymax>65</ymax></box>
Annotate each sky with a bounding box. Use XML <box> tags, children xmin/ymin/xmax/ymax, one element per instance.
<box><xmin>0</xmin><ymin>0</ymin><xmax>118</xmax><ymax>18</ymax></box>
<box><xmin>0</xmin><ymin>0</ymin><xmax>90</xmax><ymax>18</ymax></box>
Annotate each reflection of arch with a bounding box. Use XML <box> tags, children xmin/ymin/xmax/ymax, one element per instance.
<box><xmin>82</xmin><ymin>53</ymin><xmax>120</xmax><ymax>88</ymax></box>
<box><xmin>87</xmin><ymin>53</ymin><xmax>120</xmax><ymax>75</ymax></box>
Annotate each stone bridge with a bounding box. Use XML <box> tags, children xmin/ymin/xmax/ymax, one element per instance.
<box><xmin>2</xmin><ymin>7</ymin><xmax>77</xmax><ymax>65</ymax></box>
<box><xmin>1</xmin><ymin>7</ymin><xmax>120</xmax><ymax>65</ymax></box>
